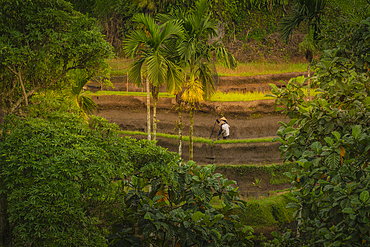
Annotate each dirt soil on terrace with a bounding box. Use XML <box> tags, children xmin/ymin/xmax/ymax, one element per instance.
<box><xmin>93</xmin><ymin>97</ymin><xmax>288</xmax><ymax>140</ymax></box>
<box><xmin>91</xmin><ymin>72</ymin><xmax>300</xmax><ymax>139</ymax></box>
<box><xmin>89</xmin><ymin>72</ymin><xmax>308</xmax><ymax>94</ymax></box>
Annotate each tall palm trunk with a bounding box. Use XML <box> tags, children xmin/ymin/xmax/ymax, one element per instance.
<box><xmin>152</xmin><ymin>86</ymin><xmax>159</xmax><ymax>141</ymax></box>
<box><xmin>189</xmin><ymin>107</ymin><xmax>194</xmax><ymax>161</ymax></box>
<box><xmin>146</xmin><ymin>76</ymin><xmax>151</xmax><ymax>140</ymax></box>
<box><xmin>178</xmin><ymin>103</ymin><xmax>183</xmax><ymax>157</ymax></box>
<box><xmin>307</xmin><ymin>62</ymin><xmax>311</xmax><ymax>101</ymax></box>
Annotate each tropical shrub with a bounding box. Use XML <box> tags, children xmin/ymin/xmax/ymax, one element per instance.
<box><xmin>264</xmin><ymin>16</ymin><xmax>370</xmax><ymax>246</ymax></box>
<box><xmin>0</xmin><ymin>93</ymin><xmax>252</xmax><ymax>246</ymax></box>
<box><xmin>108</xmin><ymin>162</ymin><xmax>254</xmax><ymax>247</ymax></box>
<box><xmin>0</xmin><ymin>93</ymin><xmax>179</xmax><ymax>246</ymax></box>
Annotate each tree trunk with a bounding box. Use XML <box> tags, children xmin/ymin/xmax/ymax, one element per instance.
<box><xmin>146</xmin><ymin>76</ymin><xmax>151</xmax><ymax>140</ymax></box>
<box><xmin>0</xmin><ymin>191</ymin><xmax>12</xmax><ymax>247</ymax></box>
<box><xmin>176</xmin><ymin>92</ymin><xmax>183</xmax><ymax>158</ymax></box>
<box><xmin>100</xmin><ymin>76</ymin><xmax>103</xmax><ymax>92</ymax></box>
<box><xmin>152</xmin><ymin>86</ymin><xmax>159</xmax><ymax>141</ymax></box>
<box><xmin>18</xmin><ymin>71</ymin><xmax>28</xmax><ymax>106</ymax></box>
<box><xmin>307</xmin><ymin>62</ymin><xmax>311</xmax><ymax>101</ymax></box>
<box><xmin>178</xmin><ymin>104</ymin><xmax>182</xmax><ymax>157</ymax></box>
<box><xmin>189</xmin><ymin>107</ymin><xmax>194</xmax><ymax>161</ymax></box>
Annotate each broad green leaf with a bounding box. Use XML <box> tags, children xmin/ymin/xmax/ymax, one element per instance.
<box><xmin>211</xmin><ymin>229</ymin><xmax>222</xmax><ymax>240</ymax></box>
<box><xmin>342</xmin><ymin>208</ymin><xmax>355</xmax><ymax>214</ymax></box>
<box><xmin>332</xmin><ymin>131</ymin><xmax>341</xmax><ymax>141</ymax></box>
<box><xmin>352</xmin><ymin>125</ymin><xmax>362</xmax><ymax>139</ymax></box>
<box><xmin>242</xmin><ymin>226</ymin><xmax>254</xmax><ymax>233</ymax></box>
<box><xmin>192</xmin><ymin>211</ymin><xmax>205</xmax><ymax>223</ymax></box>
<box><xmin>144</xmin><ymin>212</ymin><xmax>153</xmax><ymax>220</ymax></box>
<box><xmin>360</xmin><ymin>191</ymin><xmax>369</xmax><ymax>203</ymax></box>
<box><xmin>318</xmin><ymin>98</ymin><xmax>328</xmax><ymax>107</ymax></box>
<box><xmin>324</xmin><ymin>137</ymin><xmax>334</xmax><ymax>146</ymax></box>
<box><xmin>364</xmin><ymin>97</ymin><xmax>370</xmax><ymax>106</ymax></box>
<box><xmin>310</xmin><ymin>142</ymin><xmax>322</xmax><ymax>153</ymax></box>
<box><xmin>326</xmin><ymin>153</ymin><xmax>340</xmax><ymax>167</ymax></box>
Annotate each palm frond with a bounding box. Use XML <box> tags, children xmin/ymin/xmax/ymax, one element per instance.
<box><xmin>71</xmin><ymin>70</ymin><xmax>89</xmax><ymax>96</ymax></box>
<box><xmin>178</xmin><ymin>38</ymin><xmax>195</xmax><ymax>63</ymax></box>
<box><xmin>278</xmin><ymin>0</ymin><xmax>327</xmax><ymax>43</ymax></box>
<box><xmin>157</xmin><ymin>8</ymin><xmax>186</xmax><ymax>24</ymax></box>
<box><xmin>193</xmin><ymin>0</ymin><xmax>208</xmax><ymax>27</ymax></box>
<box><xmin>181</xmin><ymin>75</ymin><xmax>204</xmax><ymax>104</ymax></box>
<box><xmin>123</xmin><ymin>30</ymin><xmax>149</xmax><ymax>57</ymax></box>
<box><xmin>215</xmin><ymin>46</ymin><xmax>236</xmax><ymax>69</ymax></box>
<box><xmin>159</xmin><ymin>20</ymin><xmax>183</xmax><ymax>45</ymax></box>
<box><xmin>146</xmin><ymin>52</ymin><xmax>167</xmax><ymax>87</ymax></box>
<box><xmin>165</xmin><ymin>59</ymin><xmax>184</xmax><ymax>94</ymax></box>
<box><xmin>129</xmin><ymin>58</ymin><xmax>146</xmax><ymax>87</ymax></box>
<box><xmin>278</xmin><ymin>12</ymin><xmax>306</xmax><ymax>43</ymax></box>
<box><xmin>69</xmin><ymin>69</ymin><xmax>96</xmax><ymax>119</ymax></box>
<box><xmin>132</xmin><ymin>13</ymin><xmax>160</xmax><ymax>42</ymax></box>
<box><xmin>196</xmin><ymin>62</ymin><xmax>214</xmax><ymax>100</ymax></box>
<box><xmin>78</xmin><ymin>94</ymin><xmax>97</xmax><ymax>115</ymax></box>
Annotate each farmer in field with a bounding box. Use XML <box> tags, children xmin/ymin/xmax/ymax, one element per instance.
<box><xmin>216</xmin><ymin>117</ymin><xmax>230</xmax><ymax>140</ymax></box>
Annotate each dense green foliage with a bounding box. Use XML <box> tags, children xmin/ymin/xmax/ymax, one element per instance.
<box><xmin>239</xmin><ymin>193</ymin><xmax>295</xmax><ymax>228</ymax></box>
<box><xmin>64</xmin><ymin>0</ymin><xmax>370</xmax><ymax>55</ymax></box>
<box><xmin>109</xmin><ymin>163</ymin><xmax>255</xmax><ymax>246</ymax></box>
<box><xmin>0</xmin><ymin>94</ymin><xmax>255</xmax><ymax>246</ymax></box>
<box><xmin>216</xmin><ymin>163</ymin><xmax>298</xmax><ymax>185</ymax></box>
<box><xmin>265</xmin><ymin>14</ymin><xmax>370</xmax><ymax>246</ymax></box>
<box><xmin>0</xmin><ymin>0</ymin><xmax>113</xmax><ymax>114</ymax></box>
<box><xmin>0</xmin><ymin>94</ymin><xmax>178</xmax><ymax>246</ymax></box>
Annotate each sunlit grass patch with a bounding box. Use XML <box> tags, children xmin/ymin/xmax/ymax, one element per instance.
<box><xmin>86</xmin><ymin>90</ymin><xmax>175</xmax><ymax>98</ymax></box>
<box><xmin>210</xmin><ymin>91</ymin><xmax>274</xmax><ymax>102</ymax></box>
<box><xmin>106</xmin><ymin>58</ymin><xmax>307</xmax><ymax>77</ymax></box>
<box><xmin>87</xmin><ymin>87</ymin><xmax>319</xmax><ymax>102</ymax></box>
<box><xmin>214</xmin><ymin>137</ymin><xmax>275</xmax><ymax>144</ymax></box>
<box><xmin>216</xmin><ymin>61</ymin><xmax>307</xmax><ymax>77</ymax></box>
<box><xmin>118</xmin><ymin>130</ymin><xmax>274</xmax><ymax>144</ymax></box>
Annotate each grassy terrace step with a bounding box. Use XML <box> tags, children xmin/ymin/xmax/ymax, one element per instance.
<box><xmin>118</xmin><ymin>130</ymin><xmax>276</xmax><ymax>144</ymax></box>
<box><xmin>86</xmin><ymin>90</ymin><xmax>274</xmax><ymax>102</ymax></box>
<box><xmin>215</xmin><ymin>162</ymin><xmax>298</xmax><ymax>185</ymax></box>
<box><xmin>107</xmin><ymin>58</ymin><xmax>307</xmax><ymax>77</ymax></box>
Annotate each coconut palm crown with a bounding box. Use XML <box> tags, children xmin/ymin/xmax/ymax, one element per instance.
<box><xmin>123</xmin><ymin>13</ymin><xmax>184</xmax><ymax>140</ymax></box>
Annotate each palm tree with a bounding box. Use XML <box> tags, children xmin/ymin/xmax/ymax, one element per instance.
<box><xmin>123</xmin><ymin>13</ymin><xmax>183</xmax><ymax>141</ymax></box>
<box><xmin>278</xmin><ymin>0</ymin><xmax>327</xmax><ymax>100</ymax></box>
<box><xmin>181</xmin><ymin>74</ymin><xmax>204</xmax><ymax>161</ymax></box>
<box><xmin>159</xmin><ymin>0</ymin><xmax>236</xmax><ymax>160</ymax></box>
<box><xmin>69</xmin><ymin>70</ymin><xmax>97</xmax><ymax>119</ymax></box>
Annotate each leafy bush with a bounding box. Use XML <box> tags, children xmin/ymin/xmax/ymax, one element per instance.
<box><xmin>264</xmin><ymin>16</ymin><xmax>370</xmax><ymax>246</ymax></box>
<box><xmin>0</xmin><ymin>93</ymin><xmax>253</xmax><ymax>246</ymax></box>
<box><xmin>108</xmin><ymin>162</ymin><xmax>254</xmax><ymax>247</ymax></box>
<box><xmin>0</xmin><ymin>94</ymin><xmax>179</xmax><ymax>246</ymax></box>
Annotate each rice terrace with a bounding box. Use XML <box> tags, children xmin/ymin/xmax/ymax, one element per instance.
<box><xmin>1</xmin><ymin>0</ymin><xmax>370</xmax><ymax>246</ymax></box>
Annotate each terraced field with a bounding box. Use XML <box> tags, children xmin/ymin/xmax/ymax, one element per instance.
<box><xmin>90</xmin><ymin>73</ymin><xmax>302</xmax><ymax>240</ymax></box>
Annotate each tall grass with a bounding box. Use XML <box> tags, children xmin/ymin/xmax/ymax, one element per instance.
<box><xmin>210</xmin><ymin>91</ymin><xmax>274</xmax><ymax>102</ymax></box>
<box><xmin>106</xmin><ymin>58</ymin><xmax>307</xmax><ymax>77</ymax></box>
<box><xmin>118</xmin><ymin>130</ymin><xmax>275</xmax><ymax>144</ymax></box>
<box><xmin>215</xmin><ymin>61</ymin><xmax>307</xmax><ymax>77</ymax></box>
<box><xmin>86</xmin><ymin>89</ymin><xmax>273</xmax><ymax>101</ymax></box>
<box><xmin>87</xmin><ymin>89</ymin><xmax>318</xmax><ymax>102</ymax></box>
<box><xmin>85</xmin><ymin>90</ymin><xmax>175</xmax><ymax>98</ymax></box>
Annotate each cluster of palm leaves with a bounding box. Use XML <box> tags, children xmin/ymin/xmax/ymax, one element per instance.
<box><xmin>123</xmin><ymin>0</ymin><xmax>236</xmax><ymax>160</ymax></box>
<box><xmin>69</xmin><ymin>70</ymin><xmax>97</xmax><ymax>119</ymax></box>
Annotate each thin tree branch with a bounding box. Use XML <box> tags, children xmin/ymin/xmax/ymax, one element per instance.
<box><xmin>9</xmin><ymin>66</ymin><xmax>84</xmax><ymax>113</ymax></box>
